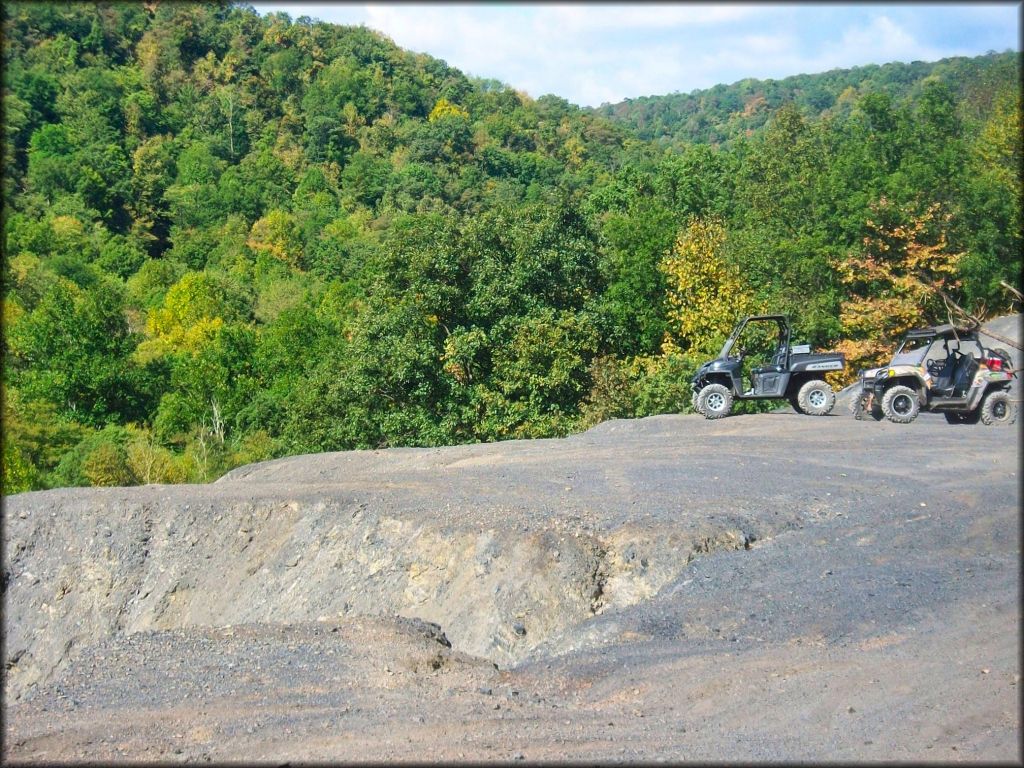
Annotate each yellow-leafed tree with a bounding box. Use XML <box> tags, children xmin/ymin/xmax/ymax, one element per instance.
<box><xmin>834</xmin><ymin>198</ymin><xmax>963</xmax><ymax>378</ymax></box>
<box><xmin>247</xmin><ymin>209</ymin><xmax>303</xmax><ymax>269</ymax></box>
<box><xmin>428</xmin><ymin>97</ymin><xmax>469</xmax><ymax>122</ymax></box>
<box><xmin>659</xmin><ymin>217</ymin><xmax>754</xmax><ymax>358</ymax></box>
<box><xmin>135</xmin><ymin>272</ymin><xmax>228</xmax><ymax>362</ymax></box>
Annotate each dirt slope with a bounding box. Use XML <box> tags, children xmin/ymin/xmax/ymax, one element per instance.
<box><xmin>2</xmin><ymin>316</ymin><xmax>1020</xmax><ymax>763</ymax></box>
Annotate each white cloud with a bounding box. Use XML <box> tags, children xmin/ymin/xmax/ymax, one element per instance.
<box><xmin>741</xmin><ymin>33</ymin><xmax>797</xmax><ymax>58</ymax></box>
<box><xmin>361</xmin><ymin>5</ymin><xmax>539</xmax><ymax>82</ymax></box>
<box><xmin>538</xmin><ymin>3</ymin><xmax>764</xmax><ymax>31</ymax></box>
<box><xmin>831</xmin><ymin>14</ymin><xmax>943</xmax><ymax>64</ymax></box>
<box><xmin>361</xmin><ymin>5</ymin><xmax>461</xmax><ymax>54</ymax></box>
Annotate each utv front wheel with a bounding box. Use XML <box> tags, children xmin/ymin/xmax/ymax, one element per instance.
<box><xmin>980</xmin><ymin>390</ymin><xmax>1017</xmax><ymax>426</ymax></box>
<box><xmin>797</xmin><ymin>379</ymin><xmax>836</xmax><ymax>416</ymax></box>
<box><xmin>697</xmin><ymin>383</ymin><xmax>733</xmax><ymax>419</ymax></box>
<box><xmin>881</xmin><ymin>385</ymin><xmax>920</xmax><ymax>423</ymax></box>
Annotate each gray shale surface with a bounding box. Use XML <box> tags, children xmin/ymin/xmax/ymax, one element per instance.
<box><xmin>3</xmin><ymin>316</ymin><xmax>1021</xmax><ymax>763</ymax></box>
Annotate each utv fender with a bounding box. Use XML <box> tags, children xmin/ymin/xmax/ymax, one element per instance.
<box><xmin>964</xmin><ymin>378</ymin><xmax>1003</xmax><ymax>411</ymax></box>
<box><xmin>878</xmin><ymin>376</ymin><xmax>927</xmax><ymax>405</ymax></box>
<box><xmin>699</xmin><ymin>372</ymin><xmax>741</xmax><ymax>396</ymax></box>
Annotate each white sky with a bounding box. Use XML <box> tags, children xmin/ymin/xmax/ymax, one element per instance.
<box><xmin>251</xmin><ymin>3</ymin><xmax>1022</xmax><ymax>107</ymax></box>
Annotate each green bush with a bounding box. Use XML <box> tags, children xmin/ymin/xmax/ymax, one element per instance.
<box><xmin>51</xmin><ymin>425</ymin><xmax>138</xmax><ymax>488</ymax></box>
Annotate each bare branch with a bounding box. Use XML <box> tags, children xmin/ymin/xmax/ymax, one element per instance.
<box><xmin>1000</xmin><ymin>280</ymin><xmax>1024</xmax><ymax>302</ymax></box>
<box><xmin>928</xmin><ymin>282</ymin><xmax>1021</xmax><ymax>351</ymax></box>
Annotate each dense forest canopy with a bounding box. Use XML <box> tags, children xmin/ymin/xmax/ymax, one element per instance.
<box><xmin>591</xmin><ymin>53</ymin><xmax>1021</xmax><ymax>147</ymax></box>
<box><xmin>2</xmin><ymin>2</ymin><xmax>1020</xmax><ymax>492</ymax></box>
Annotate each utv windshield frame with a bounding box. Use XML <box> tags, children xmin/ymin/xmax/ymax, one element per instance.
<box><xmin>719</xmin><ymin>314</ymin><xmax>790</xmax><ymax>361</ymax></box>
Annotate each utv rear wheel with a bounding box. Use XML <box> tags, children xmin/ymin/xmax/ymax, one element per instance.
<box><xmin>697</xmin><ymin>383</ymin><xmax>733</xmax><ymax>419</ymax></box>
<box><xmin>980</xmin><ymin>390</ymin><xmax>1017</xmax><ymax>426</ymax></box>
<box><xmin>881</xmin><ymin>385</ymin><xmax>920</xmax><ymax>423</ymax></box>
<box><xmin>797</xmin><ymin>379</ymin><xmax>835</xmax><ymax>416</ymax></box>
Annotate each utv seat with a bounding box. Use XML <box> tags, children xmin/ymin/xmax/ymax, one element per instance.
<box><xmin>753</xmin><ymin>346</ymin><xmax>788</xmax><ymax>375</ymax></box>
<box><xmin>940</xmin><ymin>352</ymin><xmax>979</xmax><ymax>396</ymax></box>
<box><xmin>930</xmin><ymin>351</ymin><xmax>960</xmax><ymax>392</ymax></box>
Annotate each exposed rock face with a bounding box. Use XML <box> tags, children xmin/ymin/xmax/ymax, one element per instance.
<box><xmin>4</xmin><ymin>442</ymin><xmax>775</xmax><ymax>700</ymax></box>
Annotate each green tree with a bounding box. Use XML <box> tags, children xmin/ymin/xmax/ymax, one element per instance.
<box><xmin>482</xmin><ymin>309</ymin><xmax>600</xmax><ymax>439</ymax></box>
<box><xmin>6</xmin><ymin>279</ymin><xmax>156</xmax><ymax>425</ymax></box>
<box><xmin>595</xmin><ymin>205</ymin><xmax>674</xmax><ymax>356</ymax></box>
<box><xmin>128</xmin><ymin>134</ymin><xmax>176</xmax><ymax>249</ymax></box>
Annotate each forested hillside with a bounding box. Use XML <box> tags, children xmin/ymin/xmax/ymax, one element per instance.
<box><xmin>2</xmin><ymin>3</ymin><xmax>1020</xmax><ymax>492</ymax></box>
<box><xmin>592</xmin><ymin>52</ymin><xmax>1020</xmax><ymax>147</ymax></box>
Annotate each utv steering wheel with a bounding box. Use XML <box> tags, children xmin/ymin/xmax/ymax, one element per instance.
<box><xmin>926</xmin><ymin>358</ymin><xmax>943</xmax><ymax>375</ymax></box>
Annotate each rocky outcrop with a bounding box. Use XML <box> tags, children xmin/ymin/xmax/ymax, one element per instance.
<box><xmin>4</xmin><ymin>478</ymin><xmax>765</xmax><ymax>701</ymax></box>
